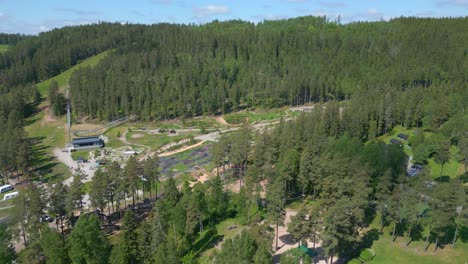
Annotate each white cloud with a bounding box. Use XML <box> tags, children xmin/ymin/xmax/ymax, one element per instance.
<box><xmin>193</xmin><ymin>5</ymin><xmax>230</xmax><ymax>19</ymax></box>
<box><xmin>437</xmin><ymin>0</ymin><xmax>468</xmax><ymax>8</ymax></box>
<box><xmin>39</xmin><ymin>25</ymin><xmax>49</xmax><ymax>32</ymax></box>
<box><xmin>367</xmin><ymin>8</ymin><xmax>380</xmax><ymax>16</ymax></box>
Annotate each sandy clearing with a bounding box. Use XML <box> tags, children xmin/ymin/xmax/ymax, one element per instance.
<box><xmin>131</xmin><ymin>133</ymin><xmax>145</xmax><ymax>138</ymax></box>
<box><xmin>214</xmin><ymin>116</ymin><xmax>231</xmax><ymax>126</ymax></box>
<box><xmin>158</xmin><ymin>140</ymin><xmax>206</xmax><ymax>157</ymax></box>
<box><xmin>272</xmin><ymin>209</ymin><xmax>333</xmax><ymax>264</ymax></box>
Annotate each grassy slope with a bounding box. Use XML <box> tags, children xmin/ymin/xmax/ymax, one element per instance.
<box><xmin>223</xmin><ymin>107</ymin><xmax>296</xmax><ymax>125</ymax></box>
<box><xmin>0</xmin><ymin>45</ymin><xmax>9</xmax><ymax>53</ymax></box>
<box><xmin>367</xmin><ymin>215</ymin><xmax>468</xmax><ymax>264</ymax></box>
<box><xmin>23</xmin><ymin>51</ymin><xmax>110</xmax><ymax>184</ymax></box>
<box><xmin>36</xmin><ymin>50</ymin><xmax>110</xmax><ymax>96</ymax></box>
<box><xmin>198</xmin><ymin>218</ymin><xmax>246</xmax><ymax>263</ymax></box>
<box><xmin>374</xmin><ymin>125</ymin><xmax>462</xmax><ymax>179</ymax></box>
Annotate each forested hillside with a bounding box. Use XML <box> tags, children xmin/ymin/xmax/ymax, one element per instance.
<box><xmin>0</xmin><ymin>16</ymin><xmax>467</xmax><ymax>264</ymax></box>
<box><xmin>0</xmin><ymin>23</ymin><xmax>130</xmax><ymax>89</ymax></box>
<box><xmin>65</xmin><ymin>16</ymin><xmax>468</xmax><ymax>120</ymax></box>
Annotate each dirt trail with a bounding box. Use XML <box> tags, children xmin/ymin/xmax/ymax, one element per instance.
<box><xmin>120</xmin><ymin>130</ymin><xmax>150</xmax><ymax>157</ymax></box>
<box><xmin>214</xmin><ymin>116</ymin><xmax>231</xmax><ymax>126</ymax></box>
<box><xmin>158</xmin><ymin>140</ymin><xmax>206</xmax><ymax>157</ymax></box>
<box><xmin>272</xmin><ymin>209</ymin><xmax>332</xmax><ymax>264</ymax></box>
<box><xmin>40</xmin><ymin>107</ymin><xmax>57</xmax><ymax>127</ymax></box>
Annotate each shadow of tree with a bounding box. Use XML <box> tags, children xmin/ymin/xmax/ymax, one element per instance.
<box><xmin>458</xmin><ymin>226</ymin><xmax>468</xmax><ymax>243</ymax></box>
<box><xmin>408</xmin><ymin>223</ymin><xmax>424</xmax><ymax>245</ymax></box>
<box><xmin>279</xmin><ymin>234</ymin><xmax>296</xmax><ymax>246</ymax></box>
<box><xmin>433</xmin><ymin>176</ymin><xmax>450</xmax><ymax>183</ymax></box>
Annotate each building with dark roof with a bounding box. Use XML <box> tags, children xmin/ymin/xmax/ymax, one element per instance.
<box><xmin>390</xmin><ymin>138</ymin><xmax>402</xmax><ymax>146</ymax></box>
<box><xmin>397</xmin><ymin>133</ymin><xmax>409</xmax><ymax>140</ymax></box>
<box><xmin>72</xmin><ymin>137</ymin><xmax>104</xmax><ymax>150</ymax></box>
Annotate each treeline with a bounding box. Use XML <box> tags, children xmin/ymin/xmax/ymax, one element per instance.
<box><xmin>0</xmin><ymin>33</ymin><xmax>30</xmax><ymax>45</ymax></box>
<box><xmin>0</xmin><ymin>23</ymin><xmax>133</xmax><ymax>89</ymax></box>
<box><xmin>0</xmin><ymin>84</ymin><xmax>39</xmax><ymax>181</ymax></box>
<box><xmin>67</xmin><ymin>16</ymin><xmax>468</xmax><ymax>120</ymax></box>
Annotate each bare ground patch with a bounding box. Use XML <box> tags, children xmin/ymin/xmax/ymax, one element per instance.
<box><xmin>131</xmin><ymin>133</ymin><xmax>145</xmax><ymax>139</ymax></box>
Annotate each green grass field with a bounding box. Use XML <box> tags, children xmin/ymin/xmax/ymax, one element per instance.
<box><xmin>183</xmin><ymin>117</ymin><xmax>221</xmax><ymax>129</ymax></box>
<box><xmin>126</xmin><ymin>131</ymin><xmax>193</xmax><ymax>151</ymax></box>
<box><xmin>198</xmin><ymin>217</ymin><xmax>247</xmax><ymax>263</ymax></box>
<box><xmin>21</xmin><ymin>51</ymin><xmax>110</xmax><ymax>186</ymax></box>
<box><xmin>365</xmin><ymin>215</ymin><xmax>468</xmax><ymax>264</ymax></box>
<box><xmin>224</xmin><ymin>108</ymin><xmax>288</xmax><ymax>125</ymax></box>
<box><xmin>71</xmin><ymin>150</ymin><xmax>91</xmax><ymax>161</ymax></box>
<box><xmin>0</xmin><ymin>45</ymin><xmax>9</xmax><ymax>53</ymax></box>
<box><xmin>36</xmin><ymin>50</ymin><xmax>110</xmax><ymax>96</ymax></box>
<box><xmin>374</xmin><ymin>126</ymin><xmax>462</xmax><ymax>179</ymax></box>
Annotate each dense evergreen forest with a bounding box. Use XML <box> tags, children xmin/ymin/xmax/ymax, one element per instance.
<box><xmin>0</xmin><ymin>23</ymin><xmax>129</xmax><ymax>88</ymax></box>
<box><xmin>0</xmin><ymin>16</ymin><xmax>467</xmax><ymax>264</ymax></box>
<box><xmin>0</xmin><ymin>17</ymin><xmax>467</xmax><ymax>120</ymax></box>
<box><xmin>66</xmin><ymin>16</ymin><xmax>468</xmax><ymax>120</ymax></box>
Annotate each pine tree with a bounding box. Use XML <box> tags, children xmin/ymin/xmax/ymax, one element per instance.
<box><xmin>68</xmin><ymin>215</ymin><xmax>110</xmax><ymax>264</ymax></box>
<box><xmin>267</xmin><ymin>177</ymin><xmax>286</xmax><ymax>251</ymax></box>
<box><xmin>0</xmin><ymin>225</ymin><xmax>16</xmax><ymax>263</ymax></box>
<box><xmin>121</xmin><ymin>210</ymin><xmax>139</xmax><ymax>264</ymax></box>
<box><xmin>40</xmin><ymin>227</ymin><xmax>69</xmax><ymax>264</ymax></box>
<box><xmin>143</xmin><ymin>155</ymin><xmax>160</xmax><ymax>198</ymax></box>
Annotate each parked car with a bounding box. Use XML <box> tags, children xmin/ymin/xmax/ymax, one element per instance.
<box><xmin>40</xmin><ymin>215</ymin><xmax>54</xmax><ymax>223</ymax></box>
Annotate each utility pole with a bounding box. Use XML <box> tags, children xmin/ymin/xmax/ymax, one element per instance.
<box><xmin>67</xmin><ymin>89</ymin><xmax>71</xmax><ymax>149</ymax></box>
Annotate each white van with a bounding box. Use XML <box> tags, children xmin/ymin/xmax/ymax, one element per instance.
<box><xmin>3</xmin><ymin>191</ymin><xmax>18</xmax><ymax>200</ymax></box>
<box><xmin>0</xmin><ymin>184</ymin><xmax>13</xmax><ymax>193</ymax></box>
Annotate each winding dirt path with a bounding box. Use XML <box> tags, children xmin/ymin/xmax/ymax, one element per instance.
<box><xmin>215</xmin><ymin>116</ymin><xmax>231</xmax><ymax>126</ymax></box>
<box><xmin>158</xmin><ymin>140</ymin><xmax>206</xmax><ymax>157</ymax></box>
<box><xmin>120</xmin><ymin>130</ymin><xmax>150</xmax><ymax>152</ymax></box>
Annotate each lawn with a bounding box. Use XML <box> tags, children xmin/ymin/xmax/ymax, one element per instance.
<box><xmin>427</xmin><ymin>146</ymin><xmax>461</xmax><ymax>179</ymax></box>
<box><xmin>126</xmin><ymin>131</ymin><xmax>193</xmax><ymax>151</ymax></box>
<box><xmin>362</xmin><ymin>214</ymin><xmax>468</xmax><ymax>264</ymax></box>
<box><xmin>183</xmin><ymin>117</ymin><xmax>221</xmax><ymax>129</ymax></box>
<box><xmin>373</xmin><ymin>126</ymin><xmax>462</xmax><ymax>179</ymax></box>
<box><xmin>71</xmin><ymin>150</ymin><xmax>91</xmax><ymax>161</ymax></box>
<box><xmin>198</xmin><ymin>217</ymin><xmax>247</xmax><ymax>263</ymax></box>
<box><xmin>25</xmin><ymin>111</ymin><xmax>72</xmax><ymax>183</ymax></box>
<box><xmin>36</xmin><ymin>50</ymin><xmax>110</xmax><ymax>96</ymax></box>
<box><xmin>0</xmin><ymin>45</ymin><xmax>9</xmax><ymax>53</ymax></box>
<box><xmin>103</xmin><ymin>126</ymin><xmax>127</xmax><ymax>148</ymax></box>
<box><xmin>0</xmin><ymin>206</ymin><xmax>15</xmax><ymax>219</ymax></box>
<box><xmin>224</xmin><ymin>108</ymin><xmax>290</xmax><ymax>125</ymax></box>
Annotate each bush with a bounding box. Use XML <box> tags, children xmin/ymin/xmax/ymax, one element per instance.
<box><xmin>224</xmin><ymin>114</ymin><xmax>246</xmax><ymax>124</ymax></box>
<box><xmin>359</xmin><ymin>248</ymin><xmax>375</xmax><ymax>262</ymax></box>
<box><xmin>348</xmin><ymin>259</ymin><xmax>361</xmax><ymax>264</ymax></box>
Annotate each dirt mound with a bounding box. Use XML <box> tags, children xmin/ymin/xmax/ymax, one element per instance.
<box><xmin>131</xmin><ymin>133</ymin><xmax>144</xmax><ymax>139</ymax></box>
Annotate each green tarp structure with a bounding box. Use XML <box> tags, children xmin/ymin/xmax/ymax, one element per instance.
<box><xmin>299</xmin><ymin>245</ymin><xmax>317</xmax><ymax>257</ymax></box>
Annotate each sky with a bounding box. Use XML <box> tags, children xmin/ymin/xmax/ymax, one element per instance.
<box><xmin>0</xmin><ymin>0</ymin><xmax>467</xmax><ymax>35</ymax></box>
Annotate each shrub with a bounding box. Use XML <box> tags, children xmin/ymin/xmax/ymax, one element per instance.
<box><xmin>359</xmin><ymin>248</ymin><xmax>375</xmax><ymax>262</ymax></box>
<box><xmin>224</xmin><ymin>114</ymin><xmax>246</xmax><ymax>124</ymax></box>
<box><xmin>348</xmin><ymin>259</ymin><xmax>361</xmax><ymax>264</ymax></box>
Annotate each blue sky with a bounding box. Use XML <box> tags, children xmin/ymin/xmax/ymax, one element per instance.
<box><xmin>0</xmin><ymin>0</ymin><xmax>467</xmax><ymax>34</ymax></box>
